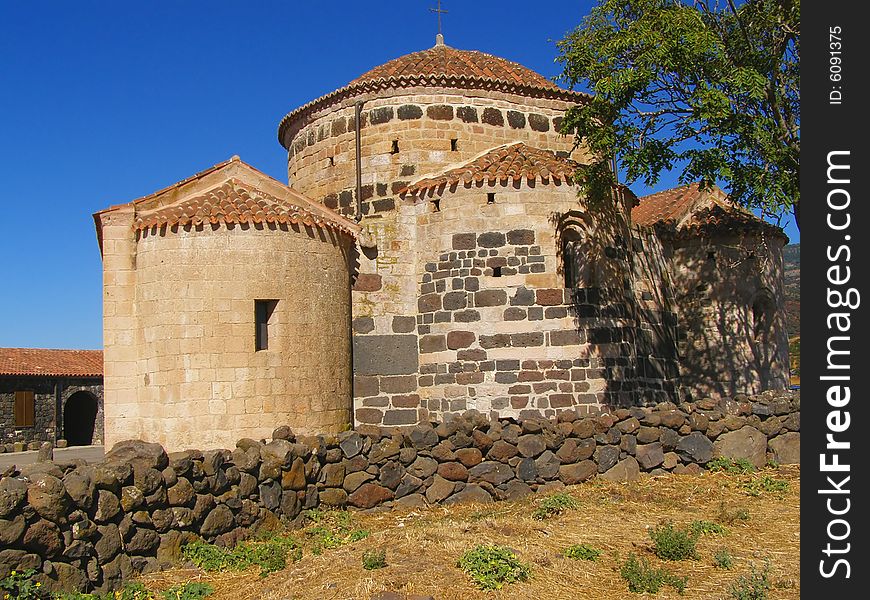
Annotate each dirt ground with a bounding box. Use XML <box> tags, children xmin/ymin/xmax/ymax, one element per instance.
<box><xmin>142</xmin><ymin>465</ymin><xmax>800</xmax><ymax>600</ymax></box>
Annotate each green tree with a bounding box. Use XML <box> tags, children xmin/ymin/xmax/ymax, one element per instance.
<box><xmin>557</xmin><ymin>0</ymin><xmax>799</xmax><ymax>227</ymax></box>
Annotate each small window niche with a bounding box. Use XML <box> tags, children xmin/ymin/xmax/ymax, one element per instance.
<box><xmin>255</xmin><ymin>299</ymin><xmax>278</xmax><ymax>351</ymax></box>
<box><xmin>562</xmin><ymin>228</ymin><xmax>584</xmax><ymax>288</ymax></box>
<box><xmin>391</xmin><ymin>140</ymin><xmax>400</xmax><ymax>154</ymax></box>
<box><xmin>450</xmin><ymin>138</ymin><xmax>458</xmax><ymax>151</ymax></box>
<box><xmin>492</xmin><ymin>266</ymin><xmax>502</xmax><ymax>277</ymax></box>
<box><xmin>487</xmin><ymin>192</ymin><xmax>496</xmax><ymax>204</ymax></box>
<box><xmin>432</xmin><ymin>198</ymin><xmax>441</xmax><ymax>212</ymax></box>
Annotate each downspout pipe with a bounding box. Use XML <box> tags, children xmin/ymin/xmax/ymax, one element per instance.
<box><xmin>354</xmin><ymin>101</ymin><xmax>364</xmax><ymax>222</ymax></box>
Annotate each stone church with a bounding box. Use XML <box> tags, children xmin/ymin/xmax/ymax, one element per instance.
<box><xmin>95</xmin><ymin>37</ymin><xmax>789</xmax><ymax>451</ymax></box>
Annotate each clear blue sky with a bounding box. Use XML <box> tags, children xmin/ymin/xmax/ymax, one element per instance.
<box><xmin>0</xmin><ymin>1</ymin><xmax>798</xmax><ymax>350</ymax></box>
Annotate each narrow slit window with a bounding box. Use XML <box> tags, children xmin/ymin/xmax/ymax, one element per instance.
<box><xmin>487</xmin><ymin>192</ymin><xmax>496</xmax><ymax>204</ymax></box>
<box><xmin>14</xmin><ymin>391</ymin><xmax>35</xmax><ymax>427</ymax></box>
<box><xmin>328</xmin><ymin>156</ymin><xmax>335</xmax><ymax>166</ymax></box>
<box><xmin>391</xmin><ymin>140</ymin><xmax>399</xmax><ymax>154</ymax></box>
<box><xmin>493</xmin><ymin>266</ymin><xmax>502</xmax><ymax>277</ymax></box>
<box><xmin>451</xmin><ymin>138</ymin><xmax>458</xmax><ymax>151</ymax></box>
<box><xmin>255</xmin><ymin>300</ymin><xmax>278</xmax><ymax>351</ymax></box>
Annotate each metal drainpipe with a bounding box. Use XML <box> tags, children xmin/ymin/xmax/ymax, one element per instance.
<box><xmin>354</xmin><ymin>101</ymin><xmax>364</xmax><ymax>222</ymax></box>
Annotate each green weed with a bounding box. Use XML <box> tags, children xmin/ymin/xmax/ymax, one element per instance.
<box><xmin>532</xmin><ymin>493</ymin><xmax>579</xmax><ymax>520</ymax></box>
<box><xmin>1</xmin><ymin>569</ymin><xmax>42</xmax><ymax>600</ymax></box>
<box><xmin>714</xmin><ymin>548</ymin><xmax>735</xmax><ymax>569</ymax></box>
<box><xmin>159</xmin><ymin>583</ymin><xmax>214</xmax><ymax>600</ymax></box>
<box><xmin>690</xmin><ymin>520</ymin><xmax>728</xmax><ymax>536</ymax></box>
<box><xmin>182</xmin><ymin>535</ymin><xmax>301</xmax><ymax>577</ymax></box>
<box><xmin>649</xmin><ymin>521</ymin><xmax>699</xmax><ymax>561</ymax></box>
<box><xmin>564</xmin><ymin>544</ymin><xmax>602</xmax><ymax>561</ymax></box>
<box><xmin>743</xmin><ymin>475</ymin><xmax>789</xmax><ymax>497</ymax></box>
<box><xmin>456</xmin><ymin>545</ymin><xmax>532</xmax><ymax>590</ymax></box>
<box><xmin>301</xmin><ymin>508</ymin><xmax>370</xmax><ymax>555</ymax></box>
<box><xmin>707</xmin><ymin>457</ymin><xmax>756</xmax><ymax>475</ymax></box>
<box><xmin>362</xmin><ymin>549</ymin><xmax>387</xmax><ymax>570</ymax></box>
<box><xmin>620</xmin><ymin>553</ymin><xmax>687</xmax><ymax>595</ymax></box>
<box><xmin>728</xmin><ymin>560</ymin><xmax>772</xmax><ymax>600</ymax></box>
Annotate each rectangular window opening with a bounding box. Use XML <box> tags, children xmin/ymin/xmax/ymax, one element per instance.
<box><xmin>493</xmin><ymin>266</ymin><xmax>502</xmax><ymax>277</ymax></box>
<box><xmin>14</xmin><ymin>391</ymin><xmax>35</xmax><ymax>427</ymax></box>
<box><xmin>255</xmin><ymin>300</ymin><xmax>278</xmax><ymax>351</ymax></box>
<box><xmin>487</xmin><ymin>192</ymin><xmax>496</xmax><ymax>204</ymax></box>
<box><xmin>450</xmin><ymin>138</ymin><xmax>458</xmax><ymax>151</ymax></box>
<box><xmin>391</xmin><ymin>140</ymin><xmax>400</xmax><ymax>154</ymax></box>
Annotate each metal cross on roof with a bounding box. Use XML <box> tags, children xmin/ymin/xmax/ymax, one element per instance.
<box><xmin>430</xmin><ymin>0</ymin><xmax>448</xmax><ymax>37</ymax></box>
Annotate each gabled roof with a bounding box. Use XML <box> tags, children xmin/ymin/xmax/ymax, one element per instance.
<box><xmin>94</xmin><ymin>156</ymin><xmax>359</xmax><ymax>252</ymax></box>
<box><xmin>0</xmin><ymin>348</ymin><xmax>102</xmax><ymax>377</ymax></box>
<box><xmin>277</xmin><ymin>41</ymin><xmax>589</xmax><ymax>148</ymax></box>
<box><xmin>400</xmin><ymin>142</ymin><xmax>580</xmax><ymax>198</ymax></box>
<box><xmin>633</xmin><ymin>183</ymin><xmax>787</xmax><ymax>240</ymax></box>
<box><xmin>132</xmin><ymin>179</ymin><xmax>336</xmax><ymax>231</ymax></box>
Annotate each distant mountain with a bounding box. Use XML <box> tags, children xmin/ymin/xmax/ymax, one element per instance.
<box><xmin>783</xmin><ymin>243</ymin><xmax>799</xmax><ymax>384</ymax></box>
<box><xmin>782</xmin><ymin>244</ymin><xmax>799</xmax><ymax>338</ymax></box>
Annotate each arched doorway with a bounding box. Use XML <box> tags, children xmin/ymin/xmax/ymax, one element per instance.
<box><xmin>64</xmin><ymin>391</ymin><xmax>98</xmax><ymax>446</ymax></box>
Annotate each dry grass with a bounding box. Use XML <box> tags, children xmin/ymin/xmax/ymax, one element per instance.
<box><xmin>140</xmin><ymin>465</ymin><xmax>800</xmax><ymax>600</ymax></box>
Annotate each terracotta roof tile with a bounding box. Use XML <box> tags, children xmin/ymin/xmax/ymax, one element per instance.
<box><xmin>631</xmin><ymin>183</ymin><xmax>705</xmax><ymax>226</ymax></box>
<box><xmin>351</xmin><ymin>44</ymin><xmax>560</xmax><ymax>90</ymax></box>
<box><xmin>0</xmin><ymin>348</ymin><xmax>102</xmax><ymax>377</ymax></box>
<box><xmin>633</xmin><ymin>183</ymin><xmax>786</xmax><ymax>240</ymax></box>
<box><xmin>132</xmin><ymin>178</ymin><xmax>356</xmax><ymax>237</ymax></box>
<box><xmin>401</xmin><ymin>143</ymin><xmax>579</xmax><ymax>197</ymax></box>
<box><xmin>277</xmin><ymin>44</ymin><xmax>589</xmax><ymax>148</ymax></box>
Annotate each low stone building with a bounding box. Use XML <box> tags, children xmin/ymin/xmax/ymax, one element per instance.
<box><xmin>95</xmin><ymin>36</ymin><xmax>789</xmax><ymax>445</ymax></box>
<box><xmin>0</xmin><ymin>348</ymin><xmax>103</xmax><ymax>449</ymax></box>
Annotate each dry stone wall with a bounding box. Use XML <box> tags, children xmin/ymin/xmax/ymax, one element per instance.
<box><xmin>0</xmin><ymin>390</ymin><xmax>798</xmax><ymax>594</ymax></box>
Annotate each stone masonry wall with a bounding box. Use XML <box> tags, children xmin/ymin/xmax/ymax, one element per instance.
<box><xmin>351</xmin><ymin>182</ymin><xmax>684</xmax><ymax>427</ymax></box>
<box><xmin>0</xmin><ymin>390</ymin><xmax>799</xmax><ymax>594</ymax></box>
<box><xmin>667</xmin><ymin>233</ymin><xmax>790</xmax><ymax>400</ymax></box>
<box><xmin>102</xmin><ymin>218</ymin><xmax>355</xmax><ymax>452</ymax></box>
<box><xmin>1</xmin><ymin>377</ymin><xmax>103</xmax><ymax>450</ymax></box>
<box><xmin>1</xmin><ymin>377</ymin><xmax>57</xmax><ymax>448</ymax></box>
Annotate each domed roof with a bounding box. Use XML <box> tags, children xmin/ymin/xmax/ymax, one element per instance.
<box><xmin>350</xmin><ymin>43</ymin><xmax>560</xmax><ymax>91</ymax></box>
<box><xmin>278</xmin><ymin>40</ymin><xmax>588</xmax><ymax>148</ymax></box>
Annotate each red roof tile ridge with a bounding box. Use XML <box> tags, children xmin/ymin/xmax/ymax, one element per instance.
<box><xmin>96</xmin><ymin>156</ymin><xmax>240</xmax><ymax>216</ymax></box>
<box><xmin>132</xmin><ymin>177</ymin><xmax>358</xmax><ymax>237</ymax></box>
<box><xmin>400</xmin><ymin>142</ymin><xmax>580</xmax><ymax>197</ymax></box>
<box><xmin>0</xmin><ymin>347</ymin><xmax>103</xmax><ymax>377</ymax></box>
<box><xmin>95</xmin><ymin>157</ymin><xmax>359</xmax><ymax>243</ymax></box>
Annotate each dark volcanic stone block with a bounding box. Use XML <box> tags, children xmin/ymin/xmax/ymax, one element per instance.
<box><xmin>420</xmin><ymin>335</ymin><xmax>447</xmax><ymax>354</ymax></box>
<box><xmin>397</xmin><ymin>104</ymin><xmax>423</xmax><ymax>120</ymax></box>
<box><xmin>369</xmin><ymin>107</ymin><xmax>394</xmax><ymax>125</ymax></box>
<box><xmin>528</xmin><ymin>113</ymin><xmax>550</xmax><ymax>132</ymax></box>
<box><xmin>477</xmin><ymin>232</ymin><xmax>506</xmax><ymax>248</ymax></box>
<box><xmin>392</xmin><ymin>316</ymin><xmax>416</xmax><ymax>333</ymax></box>
<box><xmin>353</xmin><ymin>335</ymin><xmax>418</xmax><ymax>375</ymax></box>
<box><xmin>482</xmin><ymin>107</ymin><xmax>504</xmax><ymax>126</ymax></box>
<box><xmin>507</xmin><ymin>229</ymin><xmax>535</xmax><ymax>245</ymax></box>
<box><xmin>506</xmin><ymin>110</ymin><xmax>526</xmax><ymax>129</ymax></box>
<box><xmin>474</xmin><ymin>290</ymin><xmax>507</xmax><ymax>306</ymax></box>
<box><xmin>457</xmin><ymin>106</ymin><xmax>479</xmax><ymax>122</ymax></box>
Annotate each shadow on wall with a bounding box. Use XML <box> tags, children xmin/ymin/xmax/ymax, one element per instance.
<box><xmin>552</xmin><ymin>192</ymin><xmax>680</xmax><ymax>409</ymax></box>
<box><xmin>672</xmin><ymin>239</ymin><xmax>787</xmax><ymax>400</ymax></box>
